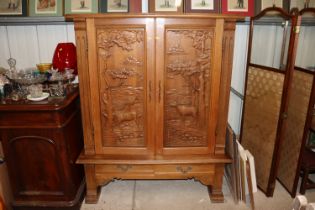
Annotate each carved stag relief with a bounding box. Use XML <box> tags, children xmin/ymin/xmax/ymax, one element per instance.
<box><xmin>165</xmin><ymin>29</ymin><xmax>213</xmax><ymax>147</ymax></box>
<box><xmin>97</xmin><ymin>29</ymin><xmax>145</xmax><ymax>147</ymax></box>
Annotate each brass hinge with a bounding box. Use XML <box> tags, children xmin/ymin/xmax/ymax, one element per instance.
<box><xmin>83</xmin><ymin>36</ymin><xmax>88</xmax><ymax>53</ymax></box>
<box><xmin>294</xmin><ymin>26</ymin><xmax>300</xmax><ymax>34</ymax></box>
<box><xmin>91</xmin><ymin>125</ymin><xmax>95</xmax><ymax>138</ymax></box>
<box><xmin>0</xmin><ymin>156</ymin><xmax>4</xmax><ymax>165</ymax></box>
<box><xmin>215</xmin><ymin>125</ymin><xmax>218</xmax><ymax>136</ymax></box>
<box><xmin>281</xmin><ymin>112</ymin><xmax>288</xmax><ymax>119</ymax></box>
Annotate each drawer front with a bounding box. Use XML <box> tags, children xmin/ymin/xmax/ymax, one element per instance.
<box><xmin>154</xmin><ymin>164</ymin><xmax>215</xmax><ymax>176</ymax></box>
<box><xmin>95</xmin><ymin>164</ymin><xmax>154</xmax><ymax>174</ymax></box>
<box><xmin>95</xmin><ymin>164</ymin><xmax>214</xmax><ymax>178</ymax></box>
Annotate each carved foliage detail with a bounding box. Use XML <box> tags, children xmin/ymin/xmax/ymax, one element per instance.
<box><xmin>98</xmin><ymin>30</ymin><xmax>143</xmax><ymax>53</ymax></box>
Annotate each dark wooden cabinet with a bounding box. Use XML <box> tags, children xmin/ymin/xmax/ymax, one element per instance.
<box><xmin>0</xmin><ymin>88</ymin><xmax>85</xmax><ymax>210</ymax></box>
<box><xmin>71</xmin><ymin>14</ymin><xmax>239</xmax><ymax>204</ymax></box>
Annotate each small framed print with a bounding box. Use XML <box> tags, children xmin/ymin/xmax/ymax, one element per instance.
<box><xmin>0</xmin><ymin>0</ymin><xmax>27</xmax><ymax>16</ymax></box>
<box><xmin>185</xmin><ymin>0</ymin><xmax>220</xmax><ymax>13</ymax></box>
<box><xmin>129</xmin><ymin>0</ymin><xmax>142</xmax><ymax>13</ymax></box>
<box><xmin>255</xmin><ymin>0</ymin><xmax>290</xmax><ymax>15</ymax></box>
<box><xmin>64</xmin><ymin>0</ymin><xmax>98</xmax><ymax>14</ymax></box>
<box><xmin>149</xmin><ymin>0</ymin><xmax>183</xmax><ymax>13</ymax></box>
<box><xmin>99</xmin><ymin>0</ymin><xmax>129</xmax><ymax>13</ymax></box>
<box><xmin>29</xmin><ymin>0</ymin><xmax>63</xmax><ymax>16</ymax></box>
<box><xmin>221</xmin><ymin>0</ymin><xmax>254</xmax><ymax>16</ymax></box>
<box><xmin>290</xmin><ymin>0</ymin><xmax>315</xmax><ymax>10</ymax></box>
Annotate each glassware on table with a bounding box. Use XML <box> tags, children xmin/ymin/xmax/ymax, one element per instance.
<box><xmin>28</xmin><ymin>84</ymin><xmax>43</xmax><ymax>98</ymax></box>
<box><xmin>52</xmin><ymin>43</ymin><xmax>77</xmax><ymax>75</ymax></box>
<box><xmin>49</xmin><ymin>83</ymin><xmax>64</xmax><ymax>97</ymax></box>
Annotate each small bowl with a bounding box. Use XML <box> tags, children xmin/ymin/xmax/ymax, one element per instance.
<box><xmin>37</xmin><ymin>63</ymin><xmax>52</xmax><ymax>73</ymax></box>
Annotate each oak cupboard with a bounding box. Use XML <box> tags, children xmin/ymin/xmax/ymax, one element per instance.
<box><xmin>71</xmin><ymin>14</ymin><xmax>240</xmax><ymax>204</ymax></box>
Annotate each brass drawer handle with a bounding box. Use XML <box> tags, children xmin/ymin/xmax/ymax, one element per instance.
<box><xmin>117</xmin><ymin>165</ymin><xmax>132</xmax><ymax>172</ymax></box>
<box><xmin>176</xmin><ymin>166</ymin><xmax>192</xmax><ymax>174</ymax></box>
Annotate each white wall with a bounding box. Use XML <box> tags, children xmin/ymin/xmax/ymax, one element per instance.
<box><xmin>228</xmin><ymin>24</ymin><xmax>250</xmax><ymax>134</ymax></box>
<box><xmin>0</xmin><ymin>24</ymin><xmax>75</xmax><ymax>70</ymax></box>
<box><xmin>296</xmin><ymin>26</ymin><xmax>315</xmax><ymax>69</ymax></box>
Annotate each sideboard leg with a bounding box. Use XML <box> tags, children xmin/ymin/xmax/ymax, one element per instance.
<box><xmin>84</xmin><ymin>165</ymin><xmax>100</xmax><ymax>204</ymax></box>
<box><xmin>208</xmin><ymin>164</ymin><xmax>224</xmax><ymax>203</ymax></box>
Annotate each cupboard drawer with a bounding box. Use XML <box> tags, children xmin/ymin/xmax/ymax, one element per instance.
<box><xmin>95</xmin><ymin>164</ymin><xmax>154</xmax><ymax>174</ymax></box>
<box><xmin>95</xmin><ymin>164</ymin><xmax>214</xmax><ymax>174</ymax></box>
<box><xmin>154</xmin><ymin>164</ymin><xmax>215</xmax><ymax>175</ymax></box>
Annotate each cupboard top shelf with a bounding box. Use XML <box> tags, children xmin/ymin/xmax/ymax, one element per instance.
<box><xmin>0</xmin><ymin>15</ymin><xmax>314</xmax><ymax>26</ymax></box>
<box><xmin>66</xmin><ymin>13</ymin><xmax>244</xmax><ymax>21</ymax></box>
<box><xmin>0</xmin><ymin>16</ymin><xmax>72</xmax><ymax>25</ymax></box>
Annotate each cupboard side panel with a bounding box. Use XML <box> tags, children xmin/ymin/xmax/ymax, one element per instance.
<box><xmin>74</xmin><ymin>19</ymin><xmax>95</xmax><ymax>154</ymax></box>
<box><xmin>216</xmin><ymin>23</ymin><xmax>236</xmax><ymax>155</ymax></box>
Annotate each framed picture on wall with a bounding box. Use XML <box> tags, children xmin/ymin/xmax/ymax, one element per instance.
<box><xmin>0</xmin><ymin>0</ymin><xmax>27</xmax><ymax>16</ymax></box>
<box><xmin>29</xmin><ymin>0</ymin><xmax>63</xmax><ymax>16</ymax></box>
<box><xmin>99</xmin><ymin>0</ymin><xmax>129</xmax><ymax>13</ymax></box>
<box><xmin>255</xmin><ymin>0</ymin><xmax>290</xmax><ymax>15</ymax></box>
<box><xmin>149</xmin><ymin>0</ymin><xmax>183</xmax><ymax>13</ymax></box>
<box><xmin>64</xmin><ymin>0</ymin><xmax>98</xmax><ymax>14</ymax></box>
<box><xmin>221</xmin><ymin>0</ymin><xmax>254</xmax><ymax>16</ymax></box>
<box><xmin>129</xmin><ymin>0</ymin><xmax>142</xmax><ymax>13</ymax></box>
<box><xmin>290</xmin><ymin>0</ymin><xmax>315</xmax><ymax>11</ymax></box>
<box><xmin>184</xmin><ymin>0</ymin><xmax>220</xmax><ymax>13</ymax></box>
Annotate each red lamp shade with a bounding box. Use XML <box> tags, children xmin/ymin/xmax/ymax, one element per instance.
<box><xmin>52</xmin><ymin>43</ymin><xmax>77</xmax><ymax>74</ymax></box>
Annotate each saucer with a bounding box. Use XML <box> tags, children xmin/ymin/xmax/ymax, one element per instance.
<box><xmin>27</xmin><ymin>92</ymin><xmax>50</xmax><ymax>101</ymax></box>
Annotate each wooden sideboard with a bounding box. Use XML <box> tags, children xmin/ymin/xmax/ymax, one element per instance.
<box><xmin>0</xmin><ymin>87</ymin><xmax>85</xmax><ymax>210</ymax></box>
<box><xmin>72</xmin><ymin>14</ymin><xmax>239</xmax><ymax>204</ymax></box>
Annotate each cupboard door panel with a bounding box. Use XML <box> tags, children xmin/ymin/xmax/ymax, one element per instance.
<box><xmin>156</xmin><ymin>18</ymin><xmax>219</xmax><ymax>155</ymax></box>
<box><xmin>90</xmin><ymin>18</ymin><xmax>155</xmax><ymax>155</ymax></box>
<box><xmin>164</xmin><ymin>28</ymin><xmax>214</xmax><ymax>148</ymax></box>
<box><xmin>98</xmin><ymin>28</ymin><xmax>146</xmax><ymax>147</ymax></box>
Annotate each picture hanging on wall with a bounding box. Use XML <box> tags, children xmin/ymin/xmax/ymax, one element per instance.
<box><xmin>29</xmin><ymin>0</ymin><xmax>63</xmax><ymax>16</ymax></box>
<box><xmin>64</xmin><ymin>0</ymin><xmax>98</xmax><ymax>14</ymax></box>
<box><xmin>149</xmin><ymin>0</ymin><xmax>183</xmax><ymax>13</ymax></box>
<box><xmin>255</xmin><ymin>0</ymin><xmax>290</xmax><ymax>15</ymax></box>
<box><xmin>290</xmin><ymin>0</ymin><xmax>315</xmax><ymax>11</ymax></box>
<box><xmin>221</xmin><ymin>0</ymin><xmax>254</xmax><ymax>16</ymax></box>
<box><xmin>129</xmin><ymin>0</ymin><xmax>142</xmax><ymax>13</ymax></box>
<box><xmin>184</xmin><ymin>0</ymin><xmax>220</xmax><ymax>13</ymax></box>
<box><xmin>99</xmin><ymin>0</ymin><xmax>129</xmax><ymax>13</ymax></box>
<box><xmin>0</xmin><ymin>0</ymin><xmax>27</xmax><ymax>16</ymax></box>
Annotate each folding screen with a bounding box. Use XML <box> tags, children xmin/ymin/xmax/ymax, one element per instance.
<box><xmin>240</xmin><ymin>7</ymin><xmax>300</xmax><ymax>196</ymax></box>
<box><xmin>277</xmin><ymin>8</ymin><xmax>315</xmax><ymax>197</ymax></box>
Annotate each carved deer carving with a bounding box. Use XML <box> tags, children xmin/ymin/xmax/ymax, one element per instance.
<box><xmin>113</xmin><ymin>111</ymin><xmax>141</xmax><ymax>126</ymax></box>
<box><xmin>176</xmin><ymin>105</ymin><xmax>197</xmax><ymax>118</ymax></box>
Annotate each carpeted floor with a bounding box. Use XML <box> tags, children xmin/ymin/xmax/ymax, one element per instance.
<box><xmin>80</xmin><ymin>178</ymin><xmax>315</xmax><ymax>210</ymax></box>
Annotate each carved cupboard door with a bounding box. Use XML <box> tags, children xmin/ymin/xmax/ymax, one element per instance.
<box><xmin>155</xmin><ymin>18</ymin><xmax>223</xmax><ymax>155</ymax></box>
<box><xmin>86</xmin><ymin>18</ymin><xmax>155</xmax><ymax>155</ymax></box>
